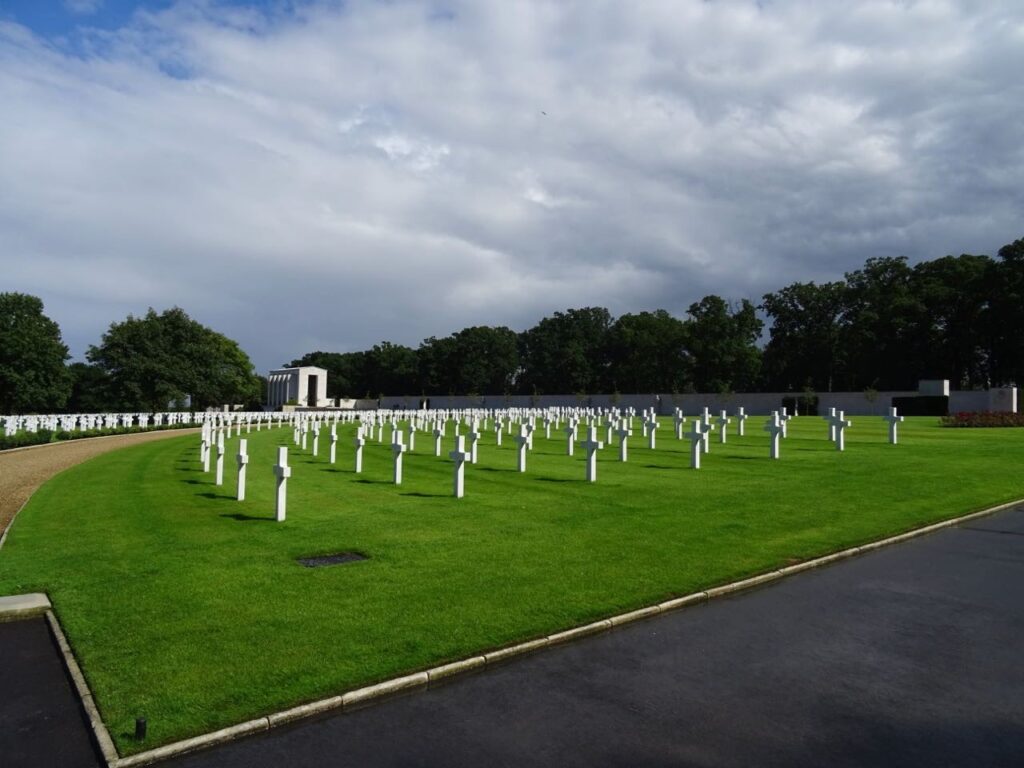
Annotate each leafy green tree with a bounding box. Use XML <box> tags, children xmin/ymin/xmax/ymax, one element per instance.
<box><xmin>0</xmin><ymin>293</ymin><xmax>71</xmax><ymax>414</ymax></box>
<box><xmin>66</xmin><ymin>362</ymin><xmax>114</xmax><ymax>413</ymax></box>
<box><xmin>606</xmin><ymin>310</ymin><xmax>689</xmax><ymax>392</ymax></box>
<box><xmin>761</xmin><ymin>282</ymin><xmax>846</xmax><ymax>392</ymax></box>
<box><xmin>419</xmin><ymin>326</ymin><xmax>519</xmax><ymax>395</ymax></box>
<box><xmin>911</xmin><ymin>254</ymin><xmax>994</xmax><ymax>389</ymax></box>
<box><xmin>362</xmin><ymin>342</ymin><xmax>418</xmax><ymax>398</ymax></box>
<box><xmin>685</xmin><ymin>296</ymin><xmax>762</xmax><ymax>392</ymax></box>
<box><xmin>518</xmin><ymin>307</ymin><xmax>613</xmax><ymax>394</ymax></box>
<box><xmin>88</xmin><ymin>307</ymin><xmax>260</xmax><ymax>411</ymax></box>
<box><xmin>839</xmin><ymin>257</ymin><xmax>924</xmax><ymax>390</ymax></box>
<box><xmin>990</xmin><ymin>238</ymin><xmax>1024</xmax><ymax>386</ymax></box>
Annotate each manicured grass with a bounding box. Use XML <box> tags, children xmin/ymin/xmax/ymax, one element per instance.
<box><xmin>0</xmin><ymin>416</ymin><xmax>1021</xmax><ymax>754</ymax></box>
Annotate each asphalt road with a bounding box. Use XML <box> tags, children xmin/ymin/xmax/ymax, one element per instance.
<box><xmin>5</xmin><ymin>506</ymin><xmax>1023</xmax><ymax>767</ymax></box>
<box><xmin>0</xmin><ymin>617</ymin><xmax>101</xmax><ymax>768</ymax></box>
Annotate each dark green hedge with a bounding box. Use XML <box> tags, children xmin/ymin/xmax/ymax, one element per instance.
<box><xmin>0</xmin><ymin>422</ymin><xmax>197</xmax><ymax>452</ymax></box>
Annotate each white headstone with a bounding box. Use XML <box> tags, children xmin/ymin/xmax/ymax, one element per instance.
<box><xmin>215</xmin><ymin>431</ymin><xmax>225</xmax><ymax>486</ymax></box>
<box><xmin>514</xmin><ymin>425</ymin><xmax>529</xmax><ymax>473</ymax></box>
<box><xmin>736</xmin><ymin>407</ymin><xmax>748</xmax><ymax>437</ymax></box>
<box><xmin>273</xmin><ymin>446</ymin><xmax>291</xmax><ymax>522</ymax></box>
<box><xmin>449</xmin><ymin>435</ymin><xmax>472</xmax><ymax>498</ymax></box>
<box><xmin>582</xmin><ymin>426</ymin><xmax>604</xmax><ymax>483</ymax></box>
<box><xmin>828</xmin><ymin>410</ymin><xmax>852</xmax><ymax>451</ymax></box>
<box><xmin>353</xmin><ymin>427</ymin><xmax>366</xmax><ymax>473</ymax></box>
<box><xmin>764</xmin><ymin>412</ymin><xmax>783</xmax><ymax>459</ymax></box>
<box><xmin>716</xmin><ymin>411</ymin><xmax>731</xmax><ymax>444</ymax></box>
<box><xmin>883</xmin><ymin>407</ymin><xmax>904</xmax><ymax>445</ymax></box>
<box><xmin>684</xmin><ymin>420</ymin><xmax>704</xmax><ymax>469</ymax></box>
<box><xmin>392</xmin><ymin>430</ymin><xmax>407</xmax><ymax>485</ymax></box>
<box><xmin>235</xmin><ymin>438</ymin><xmax>249</xmax><ymax>501</ymax></box>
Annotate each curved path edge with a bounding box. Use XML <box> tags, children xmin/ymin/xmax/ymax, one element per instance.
<box><xmin>0</xmin><ymin>428</ymin><xmax>201</xmax><ymax>548</ymax></box>
<box><xmin>100</xmin><ymin>495</ymin><xmax>1024</xmax><ymax>768</ymax></box>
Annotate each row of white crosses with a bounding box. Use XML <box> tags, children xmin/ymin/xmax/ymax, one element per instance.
<box><xmin>210</xmin><ymin>402</ymin><xmax>912</xmax><ymax>518</ymax></box>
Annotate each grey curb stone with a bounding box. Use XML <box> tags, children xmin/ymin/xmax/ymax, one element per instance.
<box><xmin>658</xmin><ymin>592</ymin><xmax>708</xmax><ymax>613</ymax></box>
<box><xmin>608</xmin><ymin>605</ymin><xmax>662</xmax><ymax>626</ymax></box>
<box><xmin>341</xmin><ymin>671</ymin><xmax>429</xmax><ymax>709</ymax></box>
<box><xmin>45</xmin><ymin>611</ymin><xmax>120</xmax><ymax>766</ymax></box>
<box><xmin>427</xmin><ymin>656</ymin><xmax>486</xmax><ymax>683</ymax></box>
<box><xmin>0</xmin><ymin>593</ymin><xmax>51</xmax><ymax>622</ymax></box>
<box><xmin>266</xmin><ymin>696</ymin><xmax>343</xmax><ymax>728</ymax></box>
<box><xmin>113</xmin><ymin>718</ymin><xmax>270</xmax><ymax>768</ymax></box>
<box><xmin>483</xmin><ymin>637</ymin><xmax>550</xmax><ymax>665</ymax></box>
<box><xmin>547</xmin><ymin>619</ymin><xmax>613</xmax><ymax>646</ymax></box>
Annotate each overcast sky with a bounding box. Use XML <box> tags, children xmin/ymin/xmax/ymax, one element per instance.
<box><xmin>2</xmin><ymin>1</ymin><xmax>1022</xmax><ymax>372</ymax></box>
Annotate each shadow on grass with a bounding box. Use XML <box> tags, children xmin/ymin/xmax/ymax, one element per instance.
<box><xmin>643</xmin><ymin>464</ymin><xmax>677</xmax><ymax>470</ymax></box>
<box><xmin>199</xmin><ymin>492</ymin><xmax>234</xmax><ymax>501</ymax></box>
<box><xmin>400</xmin><ymin>491</ymin><xmax>447</xmax><ymax>498</ymax></box>
<box><xmin>355</xmin><ymin>478</ymin><xmax>389</xmax><ymax>485</ymax></box>
<box><xmin>534</xmin><ymin>477</ymin><xmax>574</xmax><ymax>483</ymax></box>
<box><xmin>722</xmin><ymin>456</ymin><xmax>761</xmax><ymax>461</ymax></box>
<box><xmin>220</xmin><ymin>512</ymin><xmax>272</xmax><ymax>522</ymax></box>
<box><xmin>477</xmin><ymin>466</ymin><xmax>516</xmax><ymax>473</ymax></box>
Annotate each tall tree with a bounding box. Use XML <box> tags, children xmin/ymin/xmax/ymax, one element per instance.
<box><xmin>840</xmin><ymin>256</ymin><xmax>923</xmax><ymax>390</ymax></box>
<box><xmin>518</xmin><ymin>307</ymin><xmax>613</xmax><ymax>394</ymax></box>
<box><xmin>0</xmin><ymin>293</ymin><xmax>71</xmax><ymax>414</ymax></box>
<box><xmin>761</xmin><ymin>282</ymin><xmax>846</xmax><ymax>392</ymax></box>
<box><xmin>361</xmin><ymin>342</ymin><xmax>418</xmax><ymax>398</ymax></box>
<box><xmin>685</xmin><ymin>296</ymin><xmax>763</xmax><ymax>392</ymax></box>
<box><xmin>605</xmin><ymin>310</ymin><xmax>689</xmax><ymax>392</ymax></box>
<box><xmin>88</xmin><ymin>307</ymin><xmax>260</xmax><ymax>411</ymax></box>
<box><xmin>990</xmin><ymin>238</ymin><xmax>1024</xmax><ymax>387</ymax></box>
<box><xmin>911</xmin><ymin>254</ymin><xmax>994</xmax><ymax>389</ymax></box>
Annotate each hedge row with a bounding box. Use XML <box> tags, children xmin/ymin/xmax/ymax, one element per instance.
<box><xmin>940</xmin><ymin>411</ymin><xmax>1024</xmax><ymax>428</ymax></box>
<box><xmin>0</xmin><ymin>422</ymin><xmax>197</xmax><ymax>452</ymax></box>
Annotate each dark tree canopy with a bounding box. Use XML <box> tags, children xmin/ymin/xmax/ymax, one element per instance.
<box><xmin>88</xmin><ymin>307</ymin><xmax>260</xmax><ymax>411</ymax></box>
<box><xmin>0</xmin><ymin>293</ymin><xmax>71</xmax><ymax>414</ymax></box>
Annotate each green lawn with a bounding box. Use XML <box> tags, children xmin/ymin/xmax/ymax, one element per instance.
<box><xmin>0</xmin><ymin>415</ymin><xmax>1021</xmax><ymax>754</ymax></box>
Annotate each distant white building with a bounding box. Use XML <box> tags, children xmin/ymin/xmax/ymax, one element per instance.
<box><xmin>266</xmin><ymin>366</ymin><xmax>330</xmax><ymax>408</ymax></box>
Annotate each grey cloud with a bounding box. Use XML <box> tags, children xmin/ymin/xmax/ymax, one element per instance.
<box><xmin>1</xmin><ymin>1</ymin><xmax>1022</xmax><ymax>372</ymax></box>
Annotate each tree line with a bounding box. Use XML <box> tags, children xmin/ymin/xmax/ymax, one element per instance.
<box><xmin>2</xmin><ymin>237</ymin><xmax>1021</xmax><ymax>414</ymax></box>
<box><xmin>293</xmin><ymin>238</ymin><xmax>1024</xmax><ymax>399</ymax></box>
<box><xmin>0</xmin><ymin>300</ymin><xmax>261</xmax><ymax>414</ymax></box>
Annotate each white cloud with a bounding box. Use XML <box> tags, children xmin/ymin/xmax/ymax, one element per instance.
<box><xmin>1</xmin><ymin>1</ymin><xmax>1022</xmax><ymax>371</ymax></box>
<box><xmin>63</xmin><ymin>0</ymin><xmax>104</xmax><ymax>16</ymax></box>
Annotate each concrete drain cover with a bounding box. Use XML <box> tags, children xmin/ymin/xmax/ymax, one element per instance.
<box><xmin>298</xmin><ymin>552</ymin><xmax>368</xmax><ymax>568</ymax></box>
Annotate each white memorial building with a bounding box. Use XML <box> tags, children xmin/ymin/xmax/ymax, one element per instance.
<box><xmin>266</xmin><ymin>367</ymin><xmax>330</xmax><ymax>409</ymax></box>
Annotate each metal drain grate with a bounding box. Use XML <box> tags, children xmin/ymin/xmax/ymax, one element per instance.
<box><xmin>297</xmin><ymin>552</ymin><xmax>368</xmax><ymax>568</ymax></box>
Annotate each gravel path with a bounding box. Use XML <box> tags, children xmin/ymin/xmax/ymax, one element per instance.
<box><xmin>0</xmin><ymin>429</ymin><xmax>200</xmax><ymax>542</ymax></box>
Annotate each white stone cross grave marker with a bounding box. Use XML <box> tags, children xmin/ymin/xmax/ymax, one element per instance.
<box><xmin>450</xmin><ymin>435</ymin><xmax>472</xmax><ymax>498</ymax></box>
<box><xmin>392</xmin><ymin>430</ymin><xmax>407</xmax><ymax>485</ymax></box>
<box><xmin>514</xmin><ymin>425</ymin><xmax>530</xmax><ymax>472</ymax></box>
<box><xmin>716</xmin><ymin>411</ymin><xmax>731</xmax><ymax>444</ymax></box>
<box><xmin>883</xmin><ymin>407</ymin><xmax>904</xmax><ymax>445</ymax></box>
<box><xmin>617</xmin><ymin>419</ymin><xmax>631</xmax><ymax>462</ymax></box>
<box><xmin>779</xmin><ymin>407</ymin><xmax>792</xmax><ymax>438</ymax></box>
<box><xmin>828</xmin><ymin>410</ymin><xmax>852</xmax><ymax>451</ymax></box>
<box><xmin>495</xmin><ymin>419</ymin><xmax>504</xmax><ymax>446</ymax></box>
<box><xmin>468</xmin><ymin>422</ymin><xmax>481</xmax><ymax>464</ymax></box>
<box><xmin>736</xmin><ymin>407</ymin><xmax>748</xmax><ymax>437</ymax></box>
<box><xmin>565</xmin><ymin>422</ymin><xmax>576</xmax><ymax>456</ymax></box>
<box><xmin>582</xmin><ymin>426</ymin><xmax>604</xmax><ymax>483</ymax></box>
<box><xmin>646</xmin><ymin>416</ymin><xmax>659</xmax><ymax>450</ymax></box>
<box><xmin>215</xmin><ymin>431</ymin><xmax>226</xmax><ymax>486</ymax></box>
<box><xmin>674</xmin><ymin>409</ymin><xmax>686</xmax><ymax>440</ymax></box>
<box><xmin>330</xmin><ymin>425</ymin><xmax>338</xmax><ymax>464</ymax></box>
<box><xmin>312</xmin><ymin>427</ymin><xmax>320</xmax><ymax>457</ymax></box>
<box><xmin>764</xmin><ymin>412</ymin><xmax>783</xmax><ymax>459</ymax></box>
<box><xmin>236</xmin><ymin>438</ymin><xmax>249</xmax><ymax>501</ymax></box>
<box><xmin>273</xmin><ymin>446</ymin><xmax>291</xmax><ymax>522</ymax></box>
<box><xmin>824</xmin><ymin>407</ymin><xmax>837</xmax><ymax>442</ymax></box>
<box><xmin>684</xmin><ymin>420</ymin><xmax>705</xmax><ymax>469</ymax></box>
<box><xmin>353</xmin><ymin>427</ymin><xmax>366</xmax><ymax>473</ymax></box>
<box><xmin>433</xmin><ymin>423</ymin><xmax>444</xmax><ymax>457</ymax></box>
<box><xmin>700</xmin><ymin>408</ymin><xmax>715</xmax><ymax>454</ymax></box>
